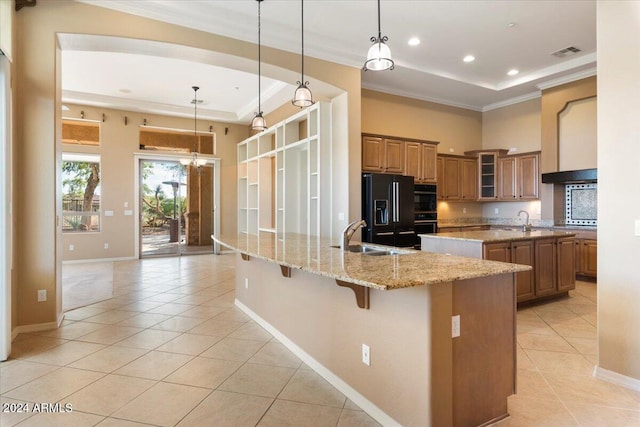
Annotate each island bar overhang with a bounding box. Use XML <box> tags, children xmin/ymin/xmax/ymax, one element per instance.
<box><xmin>214</xmin><ymin>233</ymin><xmax>528</xmax><ymax>426</ymax></box>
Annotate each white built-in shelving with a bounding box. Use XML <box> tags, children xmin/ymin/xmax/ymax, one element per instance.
<box><xmin>237</xmin><ymin>102</ymin><xmax>331</xmax><ymax>239</ymax></box>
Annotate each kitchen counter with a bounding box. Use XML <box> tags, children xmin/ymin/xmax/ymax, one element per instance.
<box><xmin>222</xmin><ymin>231</ymin><xmax>524</xmax><ymax>426</ymax></box>
<box><xmin>423</xmin><ymin>229</ymin><xmax>576</xmax><ymax>244</ymax></box>
<box><xmin>213</xmin><ymin>232</ymin><xmax>529</xmax><ymax>291</ymax></box>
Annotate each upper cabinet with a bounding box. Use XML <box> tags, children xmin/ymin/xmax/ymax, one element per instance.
<box><xmin>362</xmin><ymin>136</ymin><xmax>404</xmax><ymax>173</ymax></box>
<box><xmin>497</xmin><ymin>152</ymin><xmax>539</xmax><ymax>201</ymax></box>
<box><xmin>437</xmin><ymin>154</ymin><xmax>478</xmax><ymax>201</ymax></box>
<box><xmin>463</xmin><ymin>150</ymin><xmax>540</xmax><ymax>202</ymax></box>
<box><xmin>362</xmin><ymin>134</ymin><xmax>438</xmax><ymax>183</ymax></box>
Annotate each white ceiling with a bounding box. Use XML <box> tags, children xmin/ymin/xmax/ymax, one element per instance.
<box><xmin>65</xmin><ymin>0</ymin><xmax>596</xmax><ymax>122</ymax></box>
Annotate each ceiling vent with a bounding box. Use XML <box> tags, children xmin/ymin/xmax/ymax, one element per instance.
<box><xmin>551</xmin><ymin>46</ymin><xmax>582</xmax><ymax>58</ymax></box>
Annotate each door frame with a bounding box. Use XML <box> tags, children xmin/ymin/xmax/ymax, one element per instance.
<box><xmin>133</xmin><ymin>152</ymin><xmax>221</xmax><ymax>259</ymax></box>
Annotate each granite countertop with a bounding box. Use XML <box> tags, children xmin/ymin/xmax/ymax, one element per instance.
<box><xmin>421</xmin><ymin>229</ymin><xmax>576</xmax><ymax>243</ymax></box>
<box><xmin>213</xmin><ymin>233</ymin><xmax>529</xmax><ymax>291</ymax></box>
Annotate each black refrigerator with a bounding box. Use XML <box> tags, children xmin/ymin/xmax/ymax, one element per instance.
<box><xmin>362</xmin><ymin>173</ymin><xmax>415</xmax><ymax>247</ymax></box>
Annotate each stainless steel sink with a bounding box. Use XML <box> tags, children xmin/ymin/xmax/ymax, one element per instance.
<box><xmin>330</xmin><ymin>244</ymin><xmax>412</xmax><ymax>256</ymax></box>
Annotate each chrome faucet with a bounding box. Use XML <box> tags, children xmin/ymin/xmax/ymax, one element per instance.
<box><xmin>518</xmin><ymin>210</ymin><xmax>532</xmax><ymax>232</ymax></box>
<box><xmin>341</xmin><ymin>220</ymin><xmax>367</xmax><ymax>251</ymax></box>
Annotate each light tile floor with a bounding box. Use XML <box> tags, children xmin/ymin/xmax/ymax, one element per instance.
<box><xmin>1</xmin><ymin>255</ymin><xmax>638</xmax><ymax>426</ymax></box>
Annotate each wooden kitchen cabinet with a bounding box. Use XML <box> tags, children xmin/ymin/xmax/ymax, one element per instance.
<box><xmin>483</xmin><ymin>242</ymin><xmax>511</xmax><ymax>263</ymax></box>
<box><xmin>498</xmin><ymin>152</ymin><xmax>539</xmax><ymax>200</ymax></box>
<box><xmin>437</xmin><ymin>156</ymin><xmax>445</xmax><ymax>199</ymax></box>
<box><xmin>575</xmin><ymin>238</ymin><xmax>597</xmax><ymax>278</ymax></box>
<box><xmin>485</xmin><ymin>240</ymin><xmax>535</xmax><ymax>302</ymax></box>
<box><xmin>461</xmin><ymin>158</ymin><xmax>478</xmax><ymax>200</ymax></box>
<box><xmin>362</xmin><ymin>134</ymin><xmax>439</xmax><ymax>179</ymax></box>
<box><xmin>362</xmin><ymin>135</ymin><xmax>404</xmax><ymax>173</ymax></box>
<box><xmin>535</xmin><ymin>238</ymin><xmax>557</xmax><ymax>297</ymax></box>
<box><xmin>404</xmin><ymin>141</ymin><xmax>438</xmax><ymax>183</ymax></box>
<box><xmin>512</xmin><ymin>240</ymin><xmax>535</xmax><ymax>302</ymax></box>
<box><xmin>438</xmin><ymin>154</ymin><xmax>477</xmax><ymax>200</ymax></box>
<box><xmin>557</xmin><ymin>237</ymin><xmax>576</xmax><ymax>292</ymax></box>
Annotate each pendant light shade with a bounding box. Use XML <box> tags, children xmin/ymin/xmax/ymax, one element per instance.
<box><xmin>251</xmin><ymin>112</ymin><xmax>267</xmax><ymax>131</ymax></box>
<box><xmin>180</xmin><ymin>86</ymin><xmax>208</xmax><ymax>168</ymax></box>
<box><xmin>363</xmin><ymin>0</ymin><xmax>394</xmax><ymax>71</ymax></box>
<box><xmin>252</xmin><ymin>0</ymin><xmax>267</xmax><ymax>131</ymax></box>
<box><xmin>292</xmin><ymin>0</ymin><xmax>314</xmax><ymax>108</ymax></box>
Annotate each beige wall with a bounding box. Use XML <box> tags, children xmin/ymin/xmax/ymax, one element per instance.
<box><xmin>482</xmin><ymin>98</ymin><xmax>541</xmax><ymax>153</ymax></box>
<box><xmin>13</xmin><ymin>0</ymin><xmax>361</xmax><ymax>328</ymax></box>
<box><xmin>236</xmin><ymin>254</ymin><xmax>453</xmax><ymax>426</ymax></box>
<box><xmin>361</xmin><ymin>89</ymin><xmax>483</xmax><ymax>154</ymax></box>
<box><xmin>559</xmin><ymin>97</ymin><xmax>597</xmax><ymax>171</ymax></box>
<box><xmin>597</xmin><ymin>1</ymin><xmax>640</xmax><ymax>383</ymax></box>
<box><xmin>540</xmin><ymin>76</ymin><xmax>597</xmax><ymax>221</ymax></box>
<box><xmin>60</xmin><ymin>104</ymin><xmax>246</xmax><ymax>261</ymax></box>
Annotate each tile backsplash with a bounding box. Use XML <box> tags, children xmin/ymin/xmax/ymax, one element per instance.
<box><xmin>565</xmin><ymin>184</ymin><xmax>597</xmax><ymax>226</ymax></box>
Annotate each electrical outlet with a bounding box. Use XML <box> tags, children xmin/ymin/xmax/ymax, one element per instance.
<box><xmin>494</xmin><ymin>208</ymin><xmax>499</xmax><ymax>214</ymax></box>
<box><xmin>362</xmin><ymin>344</ymin><xmax>370</xmax><ymax>366</ymax></box>
<box><xmin>463</xmin><ymin>207</ymin><xmax>467</xmax><ymax>214</ymax></box>
<box><xmin>104</xmin><ymin>243</ymin><xmax>109</xmax><ymax>249</ymax></box>
<box><xmin>338</xmin><ymin>212</ymin><xmax>345</xmax><ymax>221</ymax></box>
<box><xmin>69</xmin><ymin>244</ymin><xmax>74</xmax><ymax>251</ymax></box>
<box><xmin>449</xmin><ymin>148</ymin><xmax>455</xmax><ymax>153</ymax></box>
<box><xmin>452</xmin><ymin>315</ymin><xmax>460</xmax><ymax>338</ymax></box>
<box><xmin>245</xmin><ymin>278</ymin><xmax>249</xmax><ymax>289</ymax></box>
<box><xmin>124</xmin><ymin>202</ymin><xmax>129</xmax><ymax>208</ymax></box>
<box><xmin>37</xmin><ymin>289</ymin><xmax>47</xmax><ymax>302</ymax></box>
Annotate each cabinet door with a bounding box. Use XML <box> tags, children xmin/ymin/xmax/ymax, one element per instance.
<box><xmin>362</xmin><ymin>136</ymin><xmax>384</xmax><ymax>172</ymax></box>
<box><xmin>574</xmin><ymin>239</ymin><xmax>583</xmax><ymax>274</ymax></box>
<box><xmin>498</xmin><ymin>157</ymin><xmax>517</xmax><ymax>200</ymax></box>
<box><xmin>484</xmin><ymin>242</ymin><xmax>511</xmax><ymax>263</ymax></box>
<box><xmin>582</xmin><ymin>239</ymin><xmax>598</xmax><ymax>277</ymax></box>
<box><xmin>404</xmin><ymin>142</ymin><xmax>422</xmax><ymax>181</ymax></box>
<box><xmin>479</xmin><ymin>153</ymin><xmax>498</xmax><ymax>200</ymax></box>
<box><xmin>461</xmin><ymin>159</ymin><xmax>478</xmax><ymax>200</ymax></box>
<box><xmin>557</xmin><ymin>237</ymin><xmax>576</xmax><ymax>292</ymax></box>
<box><xmin>437</xmin><ymin>157</ymin><xmax>445</xmax><ymax>200</ymax></box>
<box><xmin>444</xmin><ymin>157</ymin><xmax>461</xmax><ymax>200</ymax></box>
<box><xmin>518</xmin><ymin>154</ymin><xmax>539</xmax><ymax>199</ymax></box>
<box><xmin>512</xmin><ymin>240</ymin><xmax>535</xmax><ymax>302</ymax></box>
<box><xmin>535</xmin><ymin>239</ymin><xmax>557</xmax><ymax>296</ymax></box>
<box><xmin>384</xmin><ymin>139</ymin><xmax>405</xmax><ymax>174</ymax></box>
<box><xmin>421</xmin><ymin>144</ymin><xmax>437</xmax><ymax>183</ymax></box>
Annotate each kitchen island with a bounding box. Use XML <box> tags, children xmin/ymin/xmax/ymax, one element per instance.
<box><xmin>213</xmin><ymin>232</ymin><xmax>529</xmax><ymax>427</ymax></box>
<box><xmin>421</xmin><ymin>230</ymin><xmax>576</xmax><ymax>304</ymax></box>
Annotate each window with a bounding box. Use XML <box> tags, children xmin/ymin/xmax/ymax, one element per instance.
<box><xmin>62</xmin><ymin>153</ymin><xmax>101</xmax><ymax>232</ymax></box>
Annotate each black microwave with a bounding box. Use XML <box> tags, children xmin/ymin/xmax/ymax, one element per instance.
<box><xmin>414</xmin><ymin>184</ymin><xmax>437</xmax><ymax>213</ymax></box>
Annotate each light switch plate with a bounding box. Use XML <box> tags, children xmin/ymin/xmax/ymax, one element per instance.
<box><xmin>105</xmin><ymin>210</ymin><xmax>114</xmax><ymax>217</ymax></box>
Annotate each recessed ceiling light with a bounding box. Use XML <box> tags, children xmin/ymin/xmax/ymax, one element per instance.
<box><xmin>408</xmin><ymin>37</ymin><xmax>420</xmax><ymax>46</ymax></box>
<box><xmin>507</xmin><ymin>69</ymin><xmax>519</xmax><ymax>76</ymax></box>
<box><xmin>463</xmin><ymin>55</ymin><xmax>475</xmax><ymax>63</ymax></box>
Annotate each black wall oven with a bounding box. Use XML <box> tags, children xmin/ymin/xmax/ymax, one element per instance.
<box><xmin>414</xmin><ymin>184</ymin><xmax>437</xmax><ymax>248</ymax></box>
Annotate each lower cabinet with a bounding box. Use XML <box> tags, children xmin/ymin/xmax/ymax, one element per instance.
<box><xmin>484</xmin><ymin>237</ymin><xmax>574</xmax><ymax>304</ymax></box>
<box><xmin>575</xmin><ymin>238</ymin><xmax>597</xmax><ymax>278</ymax></box>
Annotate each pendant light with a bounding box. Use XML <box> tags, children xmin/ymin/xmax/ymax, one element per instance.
<box><xmin>251</xmin><ymin>0</ymin><xmax>267</xmax><ymax>131</ymax></box>
<box><xmin>292</xmin><ymin>0</ymin><xmax>314</xmax><ymax>108</ymax></box>
<box><xmin>180</xmin><ymin>86</ymin><xmax>207</xmax><ymax>169</ymax></box>
<box><xmin>363</xmin><ymin>0</ymin><xmax>394</xmax><ymax>71</ymax></box>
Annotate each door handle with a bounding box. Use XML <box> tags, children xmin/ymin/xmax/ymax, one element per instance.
<box><xmin>377</xmin><ymin>232</ymin><xmax>394</xmax><ymax>236</ymax></box>
<box><xmin>398</xmin><ymin>231</ymin><xmax>414</xmax><ymax>235</ymax></box>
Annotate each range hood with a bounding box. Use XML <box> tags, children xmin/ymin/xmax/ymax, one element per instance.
<box><xmin>541</xmin><ymin>168</ymin><xmax>597</xmax><ymax>184</ymax></box>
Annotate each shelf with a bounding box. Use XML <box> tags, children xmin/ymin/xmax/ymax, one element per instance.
<box><xmin>259</xmin><ymin>227</ymin><xmax>276</xmax><ymax>233</ymax></box>
<box><xmin>249</xmin><ymin>182</ymin><xmax>258</xmax><ymax>186</ymax></box>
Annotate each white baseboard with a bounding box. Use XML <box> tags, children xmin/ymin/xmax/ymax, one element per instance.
<box><xmin>11</xmin><ymin>312</ymin><xmax>65</xmax><ymax>340</ymax></box>
<box><xmin>234</xmin><ymin>299</ymin><xmax>401</xmax><ymax>427</ymax></box>
<box><xmin>594</xmin><ymin>365</ymin><xmax>640</xmax><ymax>392</ymax></box>
<box><xmin>62</xmin><ymin>256</ymin><xmax>136</xmax><ymax>265</ymax></box>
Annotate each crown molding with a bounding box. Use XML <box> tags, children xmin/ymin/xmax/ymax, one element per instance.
<box><xmin>482</xmin><ymin>91</ymin><xmax>541</xmax><ymax>112</ymax></box>
<box><xmin>536</xmin><ymin>67</ymin><xmax>597</xmax><ymax>90</ymax></box>
<box><xmin>361</xmin><ymin>82</ymin><xmax>483</xmax><ymax>112</ymax></box>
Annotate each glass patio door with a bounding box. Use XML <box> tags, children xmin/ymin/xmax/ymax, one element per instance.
<box><xmin>140</xmin><ymin>159</ymin><xmax>185</xmax><ymax>257</ymax></box>
<box><xmin>139</xmin><ymin>158</ymin><xmax>215</xmax><ymax>258</ymax></box>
